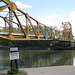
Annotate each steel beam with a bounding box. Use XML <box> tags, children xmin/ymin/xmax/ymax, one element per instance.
<box><xmin>13</xmin><ymin>11</ymin><xmax>26</xmax><ymax>37</ymax></box>
<box><xmin>0</xmin><ymin>5</ymin><xmax>9</xmax><ymax>12</ymax></box>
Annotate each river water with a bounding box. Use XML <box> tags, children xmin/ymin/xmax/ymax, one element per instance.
<box><xmin>0</xmin><ymin>50</ymin><xmax>75</xmax><ymax>69</ymax></box>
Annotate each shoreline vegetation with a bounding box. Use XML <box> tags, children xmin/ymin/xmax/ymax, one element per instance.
<box><xmin>0</xmin><ymin>40</ymin><xmax>74</xmax><ymax>50</ymax></box>
<box><xmin>0</xmin><ymin>70</ymin><xmax>27</xmax><ymax>75</ymax></box>
<box><xmin>0</xmin><ymin>46</ymin><xmax>75</xmax><ymax>50</ymax></box>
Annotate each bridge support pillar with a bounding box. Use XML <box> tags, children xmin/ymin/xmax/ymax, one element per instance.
<box><xmin>26</xmin><ymin>35</ymin><xmax>30</xmax><ymax>40</ymax></box>
<box><xmin>46</xmin><ymin>37</ymin><xmax>48</xmax><ymax>40</ymax></box>
<box><xmin>8</xmin><ymin>35</ymin><xmax>14</xmax><ymax>40</ymax></box>
<box><xmin>38</xmin><ymin>36</ymin><xmax>40</xmax><ymax>40</ymax></box>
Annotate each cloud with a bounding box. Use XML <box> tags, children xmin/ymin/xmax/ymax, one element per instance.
<box><xmin>0</xmin><ymin>18</ymin><xmax>5</xmax><ymax>27</ymax></box>
<box><xmin>38</xmin><ymin>14</ymin><xmax>60</xmax><ymax>27</ymax></box>
<box><xmin>15</xmin><ymin>1</ymin><xmax>32</xmax><ymax>8</ymax></box>
<box><xmin>37</xmin><ymin>12</ymin><xmax>75</xmax><ymax>37</ymax></box>
<box><xmin>1</xmin><ymin>8</ymin><xmax>9</xmax><ymax>14</ymax></box>
<box><xmin>67</xmin><ymin>11</ymin><xmax>75</xmax><ymax>38</ymax></box>
<box><xmin>38</xmin><ymin>11</ymin><xmax>75</xmax><ymax>37</ymax></box>
<box><xmin>45</xmin><ymin>14</ymin><xmax>59</xmax><ymax>19</ymax></box>
<box><xmin>1</xmin><ymin>1</ymin><xmax>32</xmax><ymax>14</ymax></box>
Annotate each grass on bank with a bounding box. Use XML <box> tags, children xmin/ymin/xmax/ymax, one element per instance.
<box><xmin>0</xmin><ymin>70</ymin><xmax>27</xmax><ymax>75</ymax></box>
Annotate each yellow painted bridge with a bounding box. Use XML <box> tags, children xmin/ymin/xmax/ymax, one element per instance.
<box><xmin>0</xmin><ymin>0</ymin><xmax>73</xmax><ymax>41</ymax></box>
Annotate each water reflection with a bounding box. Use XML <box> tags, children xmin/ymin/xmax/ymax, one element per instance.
<box><xmin>0</xmin><ymin>50</ymin><xmax>10</xmax><ymax>69</ymax></box>
<box><xmin>73</xmin><ymin>50</ymin><xmax>75</xmax><ymax>66</ymax></box>
<box><xmin>0</xmin><ymin>50</ymin><xmax>75</xmax><ymax>69</ymax></box>
<box><xmin>73</xmin><ymin>57</ymin><xmax>75</xmax><ymax>66</ymax></box>
<box><xmin>19</xmin><ymin>50</ymin><xmax>74</xmax><ymax>68</ymax></box>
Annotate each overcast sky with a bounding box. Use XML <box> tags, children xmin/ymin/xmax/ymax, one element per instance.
<box><xmin>0</xmin><ymin>0</ymin><xmax>75</xmax><ymax>37</ymax></box>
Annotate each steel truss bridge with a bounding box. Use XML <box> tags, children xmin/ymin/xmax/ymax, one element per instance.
<box><xmin>0</xmin><ymin>0</ymin><xmax>73</xmax><ymax>41</ymax></box>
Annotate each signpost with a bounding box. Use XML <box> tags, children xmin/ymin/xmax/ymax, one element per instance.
<box><xmin>10</xmin><ymin>47</ymin><xmax>19</xmax><ymax>69</ymax></box>
<box><xmin>10</xmin><ymin>47</ymin><xmax>18</xmax><ymax>51</ymax></box>
<box><xmin>10</xmin><ymin>52</ymin><xmax>19</xmax><ymax>60</ymax></box>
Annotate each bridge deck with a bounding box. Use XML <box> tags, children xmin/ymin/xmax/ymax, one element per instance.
<box><xmin>0</xmin><ymin>32</ymin><xmax>69</xmax><ymax>41</ymax></box>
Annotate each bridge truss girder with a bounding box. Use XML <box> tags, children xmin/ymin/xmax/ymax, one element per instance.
<box><xmin>0</xmin><ymin>0</ymin><xmax>73</xmax><ymax>41</ymax></box>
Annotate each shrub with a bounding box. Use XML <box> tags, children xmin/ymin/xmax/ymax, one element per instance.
<box><xmin>7</xmin><ymin>68</ymin><xmax>19</xmax><ymax>75</ymax></box>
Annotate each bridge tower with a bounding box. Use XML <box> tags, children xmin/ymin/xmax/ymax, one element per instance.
<box><xmin>62</xmin><ymin>22</ymin><xmax>73</xmax><ymax>40</ymax></box>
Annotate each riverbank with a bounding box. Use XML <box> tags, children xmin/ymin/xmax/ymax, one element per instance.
<box><xmin>0</xmin><ymin>46</ymin><xmax>50</xmax><ymax>50</ymax></box>
<box><xmin>0</xmin><ymin>46</ymin><xmax>75</xmax><ymax>50</ymax></box>
<box><xmin>51</xmin><ymin>46</ymin><xmax>75</xmax><ymax>50</ymax></box>
<box><xmin>0</xmin><ymin>66</ymin><xmax>75</xmax><ymax>75</ymax></box>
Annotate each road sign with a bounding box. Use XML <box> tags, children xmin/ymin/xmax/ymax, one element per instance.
<box><xmin>46</xmin><ymin>33</ymin><xmax>48</xmax><ymax>37</ymax></box>
<box><xmin>10</xmin><ymin>52</ymin><xmax>19</xmax><ymax>60</ymax></box>
<box><xmin>10</xmin><ymin>47</ymin><xmax>18</xmax><ymax>51</ymax></box>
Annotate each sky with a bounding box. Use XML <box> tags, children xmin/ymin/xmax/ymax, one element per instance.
<box><xmin>0</xmin><ymin>0</ymin><xmax>75</xmax><ymax>38</ymax></box>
